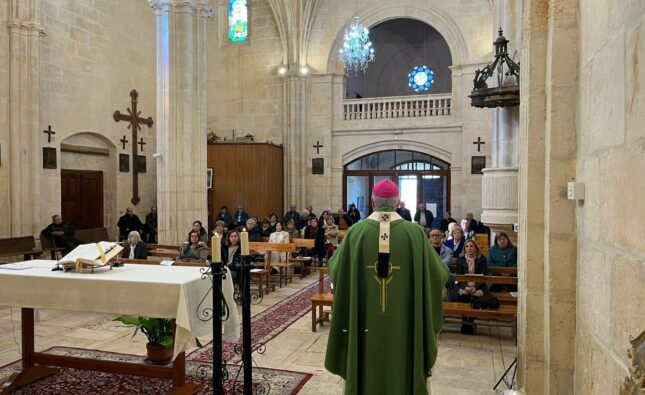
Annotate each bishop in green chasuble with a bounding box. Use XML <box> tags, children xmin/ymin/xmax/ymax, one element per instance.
<box><xmin>325</xmin><ymin>180</ymin><xmax>449</xmax><ymax>395</ymax></box>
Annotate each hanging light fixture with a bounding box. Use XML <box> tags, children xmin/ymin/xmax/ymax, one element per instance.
<box><xmin>339</xmin><ymin>16</ymin><xmax>375</xmax><ymax>73</ymax></box>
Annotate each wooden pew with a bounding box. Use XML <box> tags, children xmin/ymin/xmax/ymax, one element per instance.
<box><xmin>249</xmin><ymin>242</ymin><xmax>298</xmax><ymax>289</ymax></box>
<box><xmin>0</xmin><ymin>236</ymin><xmax>42</xmax><ymax>261</ymax></box>
<box><xmin>444</xmin><ymin>273</ymin><xmax>518</xmax><ymax>337</ymax></box>
<box><xmin>290</xmin><ymin>238</ymin><xmax>317</xmax><ymax>278</ymax></box>
<box><xmin>76</xmin><ymin>227</ymin><xmax>110</xmax><ymax>244</ymax></box>
<box><xmin>310</xmin><ymin>268</ymin><xmax>333</xmax><ymax>332</ymax></box>
<box><xmin>475</xmin><ymin>233</ymin><xmax>489</xmax><ymax>257</ymax></box>
<box><xmin>39</xmin><ymin>234</ymin><xmax>67</xmax><ymax>260</ymax></box>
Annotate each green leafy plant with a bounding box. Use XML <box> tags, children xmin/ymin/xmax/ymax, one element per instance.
<box><xmin>113</xmin><ymin>316</ymin><xmax>174</xmax><ymax>347</ymax></box>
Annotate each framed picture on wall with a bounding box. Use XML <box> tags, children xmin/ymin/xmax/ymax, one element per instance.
<box><xmin>312</xmin><ymin>158</ymin><xmax>324</xmax><ymax>174</ymax></box>
<box><xmin>207</xmin><ymin>168</ymin><xmax>213</xmax><ymax>189</ymax></box>
<box><xmin>43</xmin><ymin>147</ymin><xmax>57</xmax><ymax>169</ymax></box>
<box><xmin>137</xmin><ymin>155</ymin><xmax>147</xmax><ymax>173</ymax></box>
<box><xmin>119</xmin><ymin>154</ymin><xmax>129</xmax><ymax>172</ymax></box>
<box><xmin>471</xmin><ymin>156</ymin><xmax>486</xmax><ymax>174</ymax></box>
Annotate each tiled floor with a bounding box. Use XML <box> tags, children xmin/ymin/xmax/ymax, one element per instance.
<box><xmin>0</xmin><ymin>275</ymin><xmax>516</xmax><ymax>394</ymax></box>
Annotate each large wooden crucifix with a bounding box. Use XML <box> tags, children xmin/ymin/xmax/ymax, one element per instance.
<box><xmin>113</xmin><ymin>90</ymin><xmax>154</xmax><ymax>205</ymax></box>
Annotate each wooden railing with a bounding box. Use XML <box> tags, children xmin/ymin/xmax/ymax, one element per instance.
<box><xmin>343</xmin><ymin>93</ymin><xmax>452</xmax><ymax>120</ymax></box>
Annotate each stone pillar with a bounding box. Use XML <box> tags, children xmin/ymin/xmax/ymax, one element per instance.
<box><xmin>518</xmin><ymin>0</ymin><xmax>579</xmax><ymax>393</ymax></box>
<box><xmin>150</xmin><ymin>0</ymin><xmax>212</xmax><ymax>244</ymax></box>
<box><xmin>8</xmin><ymin>0</ymin><xmax>45</xmax><ymax>236</ymax></box>
<box><xmin>481</xmin><ymin>0</ymin><xmax>522</xmax><ymax>242</ymax></box>
<box><xmin>283</xmin><ymin>72</ymin><xmax>308</xmax><ymax>210</ymax></box>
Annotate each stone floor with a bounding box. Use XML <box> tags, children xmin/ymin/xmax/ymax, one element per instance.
<box><xmin>0</xmin><ymin>275</ymin><xmax>516</xmax><ymax>394</ymax></box>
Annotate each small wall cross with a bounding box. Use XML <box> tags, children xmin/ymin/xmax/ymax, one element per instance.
<box><xmin>313</xmin><ymin>141</ymin><xmax>324</xmax><ymax>154</ymax></box>
<box><xmin>120</xmin><ymin>135</ymin><xmax>129</xmax><ymax>150</ymax></box>
<box><xmin>138</xmin><ymin>137</ymin><xmax>146</xmax><ymax>153</ymax></box>
<box><xmin>43</xmin><ymin>125</ymin><xmax>56</xmax><ymax>143</ymax></box>
<box><xmin>473</xmin><ymin>137</ymin><xmax>486</xmax><ymax>152</ymax></box>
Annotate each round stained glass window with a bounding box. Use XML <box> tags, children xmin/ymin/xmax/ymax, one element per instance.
<box><xmin>408</xmin><ymin>66</ymin><xmax>434</xmax><ymax>92</ymax></box>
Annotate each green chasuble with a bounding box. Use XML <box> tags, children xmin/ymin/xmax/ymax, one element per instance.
<box><xmin>324</xmin><ymin>211</ymin><xmax>449</xmax><ymax>395</ymax></box>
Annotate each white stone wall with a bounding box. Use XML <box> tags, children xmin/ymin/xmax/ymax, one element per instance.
<box><xmin>0</xmin><ymin>0</ymin><xmax>10</xmax><ymax>236</ymax></box>
<box><xmin>37</xmin><ymin>0</ymin><xmax>157</xmax><ymax>235</ymax></box>
<box><xmin>575</xmin><ymin>0</ymin><xmax>645</xmax><ymax>392</ymax></box>
<box><xmin>207</xmin><ymin>0</ymin><xmax>284</xmax><ymax>142</ymax></box>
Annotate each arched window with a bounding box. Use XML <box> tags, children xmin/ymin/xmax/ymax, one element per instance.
<box><xmin>344</xmin><ymin>150</ymin><xmax>450</xmax><ymax>223</ymax></box>
<box><xmin>228</xmin><ymin>0</ymin><xmax>248</xmax><ymax>43</ymax></box>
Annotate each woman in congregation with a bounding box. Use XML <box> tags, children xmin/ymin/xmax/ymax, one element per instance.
<box><xmin>177</xmin><ymin>230</ymin><xmax>209</xmax><ymax>262</ymax></box>
<box><xmin>213</xmin><ymin>220</ymin><xmax>226</xmax><ymax>238</ymax></box>
<box><xmin>444</xmin><ymin>226</ymin><xmax>466</xmax><ymax>258</ymax></box>
<box><xmin>268</xmin><ymin>222</ymin><xmax>290</xmax><ymax>271</ymax></box>
<box><xmin>222</xmin><ymin>230</ymin><xmax>242</xmax><ymax>282</ymax></box>
<box><xmin>333</xmin><ymin>209</ymin><xmax>353</xmax><ymax>230</ymax></box>
<box><xmin>347</xmin><ymin>203</ymin><xmax>361</xmax><ymax>225</ymax></box>
<box><xmin>304</xmin><ymin>217</ymin><xmax>326</xmax><ymax>262</ymax></box>
<box><xmin>286</xmin><ymin>220</ymin><xmax>301</xmax><ymax>240</ymax></box>
<box><xmin>260</xmin><ymin>219</ymin><xmax>273</xmax><ymax>238</ymax></box>
<box><xmin>189</xmin><ymin>220</ymin><xmax>209</xmax><ymax>244</ymax></box>
<box><xmin>488</xmin><ymin>231</ymin><xmax>517</xmax><ymax>292</ymax></box>
<box><xmin>121</xmin><ymin>230</ymin><xmax>148</xmax><ymax>259</ymax></box>
<box><xmin>323</xmin><ymin>216</ymin><xmax>339</xmax><ymax>258</ymax></box>
<box><xmin>452</xmin><ymin>239</ymin><xmax>490</xmax><ymax>334</ymax></box>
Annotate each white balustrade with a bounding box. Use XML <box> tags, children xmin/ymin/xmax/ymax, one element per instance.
<box><xmin>342</xmin><ymin>94</ymin><xmax>452</xmax><ymax>120</ymax></box>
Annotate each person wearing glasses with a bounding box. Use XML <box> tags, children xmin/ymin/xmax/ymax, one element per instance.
<box><xmin>177</xmin><ymin>230</ymin><xmax>209</xmax><ymax>262</ymax></box>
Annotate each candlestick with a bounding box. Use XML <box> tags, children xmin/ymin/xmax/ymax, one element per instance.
<box><xmin>212</xmin><ymin>234</ymin><xmax>222</xmax><ymax>262</ymax></box>
<box><xmin>240</xmin><ymin>230</ymin><xmax>250</xmax><ymax>255</ymax></box>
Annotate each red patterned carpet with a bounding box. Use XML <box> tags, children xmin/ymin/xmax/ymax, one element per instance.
<box><xmin>0</xmin><ymin>347</ymin><xmax>312</xmax><ymax>395</ymax></box>
<box><xmin>190</xmin><ymin>274</ymin><xmax>331</xmax><ymax>364</ymax></box>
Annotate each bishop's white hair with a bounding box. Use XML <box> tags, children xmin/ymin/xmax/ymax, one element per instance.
<box><xmin>371</xmin><ymin>194</ymin><xmax>400</xmax><ymax>210</ymax></box>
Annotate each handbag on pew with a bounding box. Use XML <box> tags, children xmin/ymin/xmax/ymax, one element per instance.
<box><xmin>471</xmin><ymin>294</ymin><xmax>500</xmax><ymax>309</ymax></box>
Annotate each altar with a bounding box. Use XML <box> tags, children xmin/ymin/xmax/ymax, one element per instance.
<box><xmin>0</xmin><ymin>260</ymin><xmax>224</xmax><ymax>394</ymax></box>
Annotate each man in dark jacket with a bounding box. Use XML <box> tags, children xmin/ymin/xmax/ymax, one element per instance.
<box><xmin>41</xmin><ymin>215</ymin><xmax>81</xmax><ymax>251</ymax></box>
<box><xmin>440</xmin><ymin>211</ymin><xmax>457</xmax><ymax>233</ymax></box>
<box><xmin>145</xmin><ymin>206</ymin><xmax>158</xmax><ymax>243</ymax></box>
<box><xmin>117</xmin><ymin>208</ymin><xmax>143</xmax><ymax>241</ymax></box>
<box><xmin>414</xmin><ymin>203</ymin><xmax>434</xmax><ymax>230</ymax></box>
<box><xmin>395</xmin><ymin>201</ymin><xmax>412</xmax><ymax>221</ymax></box>
<box><xmin>283</xmin><ymin>204</ymin><xmax>301</xmax><ymax>225</ymax></box>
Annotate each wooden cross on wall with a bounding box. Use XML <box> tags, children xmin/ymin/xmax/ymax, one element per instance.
<box><xmin>43</xmin><ymin>125</ymin><xmax>55</xmax><ymax>143</ymax></box>
<box><xmin>473</xmin><ymin>137</ymin><xmax>486</xmax><ymax>152</ymax></box>
<box><xmin>120</xmin><ymin>135</ymin><xmax>128</xmax><ymax>150</ymax></box>
<box><xmin>313</xmin><ymin>141</ymin><xmax>324</xmax><ymax>155</ymax></box>
<box><xmin>113</xmin><ymin>90</ymin><xmax>154</xmax><ymax>205</ymax></box>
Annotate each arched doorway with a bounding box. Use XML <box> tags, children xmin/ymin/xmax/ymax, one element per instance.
<box><xmin>343</xmin><ymin>149</ymin><xmax>450</xmax><ymax>226</ymax></box>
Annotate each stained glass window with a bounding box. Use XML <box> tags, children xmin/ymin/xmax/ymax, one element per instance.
<box><xmin>228</xmin><ymin>0</ymin><xmax>248</xmax><ymax>43</ymax></box>
<box><xmin>408</xmin><ymin>66</ymin><xmax>434</xmax><ymax>92</ymax></box>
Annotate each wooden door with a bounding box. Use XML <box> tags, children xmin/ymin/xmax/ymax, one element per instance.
<box><xmin>61</xmin><ymin>170</ymin><xmax>104</xmax><ymax>230</ymax></box>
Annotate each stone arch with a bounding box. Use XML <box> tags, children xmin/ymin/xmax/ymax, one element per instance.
<box><xmin>325</xmin><ymin>4</ymin><xmax>470</xmax><ymax>74</ymax></box>
<box><xmin>341</xmin><ymin>139</ymin><xmax>452</xmax><ymax>166</ymax></box>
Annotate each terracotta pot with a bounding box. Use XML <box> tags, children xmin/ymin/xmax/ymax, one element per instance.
<box><xmin>146</xmin><ymin>343</ymin><xmax>173</xmax><ymax>365</ymax></box>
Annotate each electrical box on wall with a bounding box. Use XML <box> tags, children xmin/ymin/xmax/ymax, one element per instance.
<box><xmin>567</xmin><ymin>181</ymin><xmax>585</xmax><ymax>201</ymax></box>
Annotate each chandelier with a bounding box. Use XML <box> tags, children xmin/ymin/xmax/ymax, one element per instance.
<box><xmin>339</xmin><ymin>17</ymin><xmax>375</xmax><ymax>73</ymax></box>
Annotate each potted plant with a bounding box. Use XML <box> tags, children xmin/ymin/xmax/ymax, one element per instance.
<box><xmin>113</xmin><ymin>316</ymin><xmax>174</xmax><ymax>365</ymax></box>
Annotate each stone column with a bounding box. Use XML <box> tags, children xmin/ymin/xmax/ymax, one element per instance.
<box><xmin>150</xmin><ymin>0</ymin><xmax>212</xmax><ymax>244</ymax></box>
<box><xmin>283</xmin><ymin>73</ymin><xmax>308</xmax><ymax>210</ymax></box>
<box><xmin>8</xmin><ymin>0</ymin><xmax>45</xmax><ymax>236</ymax></box>
<box><xmin>518</xmin><ymin>0</ymin><xmax>579</xmax><ymax>393</ymax></box>
<box><xmin>480</xmin><ymin>0</ymin><xmax>522</xmax><ymax>243</ymax></box>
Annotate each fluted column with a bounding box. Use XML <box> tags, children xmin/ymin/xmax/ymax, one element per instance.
<box><xmin>283</xmin><ymin>73</ymin><xmax>308</xmax><ymax>209</ymax></box>
<box><xmin>480</xmin><ymin>0</ymin><xmax>522</xmax><ymax>241</ymax></box>
<box><xmin>8</xmin><ymin>0</ymin><xmax>45</xmax><ymax>236</ymax></box>
<box><xmin>150</xmin><ymin>0</ymin><xmax>212</xmax><ymax>244</ymax></box>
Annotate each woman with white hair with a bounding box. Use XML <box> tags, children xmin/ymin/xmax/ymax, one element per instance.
<box><xmin>121</xmin><ymin>230</ymin><xmax>148</xmax><ymax>259</ymax></box>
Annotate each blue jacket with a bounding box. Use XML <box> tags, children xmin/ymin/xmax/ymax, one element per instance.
<box><xmin>487</xmin><ymin>245</ymin><xmax>517</xmax><ymax>267</ymax></box>
<box><xmin>444</xmin><ymin>238</ymin><xmax>465</xmax><ymax>258</ymax></box>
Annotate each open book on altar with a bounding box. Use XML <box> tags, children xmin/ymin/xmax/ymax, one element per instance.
<box><xmin>58</xmin><ymin>242</ymin><xmax>123</xmax><ymax>272</ymax></box>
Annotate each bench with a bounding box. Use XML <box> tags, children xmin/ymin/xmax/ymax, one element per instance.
<box><xmin>475</xmin><ymin>233</ymin><xmax>489</xmax><ymax>257</ymax></box>
<box><xmin>250</xmin><ymin>242</ymin><xmax>298</xmax><ymax>288</ymax></box>
<box><xmin>75</xmin><ymin>227</ymin><xmax>110</xmax><ymax>244</ymax></box>
<box><xmin>444</xmin><ymin>273</ymin><xmax>518</xmax><ymax>337</ymax></box>
<box><xmin>39</xmin><ymin>234</ymin><xmax>67</xmax><ymax>260</ymax></box>
<box><xmin>311</xmin><ymin>268</ymin><xmax>333</xmax><ymax>332</ymax></box>
<box><xmin>0</xmin><ymin>236</ymin><xmax>42</xmax><ymax>261</ymax></box>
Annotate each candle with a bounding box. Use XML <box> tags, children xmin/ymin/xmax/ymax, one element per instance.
<box><xmin>212</xmin><ymin>234</ymin><xmax>222</xmax><ymax>262</ymax></box>
<box><xmin>240</xmin><ymin>230</ymin><xmax>250</xmax><ymax>255</ymax></box>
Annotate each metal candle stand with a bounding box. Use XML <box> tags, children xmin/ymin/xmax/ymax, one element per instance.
<box><xmin>196</xmin><ymin>256</ymin><xmax>270</xmax><ymax>395</ymax></box>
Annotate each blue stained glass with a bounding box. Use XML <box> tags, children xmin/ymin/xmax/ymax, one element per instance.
<box><xmin>407</xmin><ymin>66</ymin><xmax>434</xmax><ymax>92</ymax></box>
<box><xmin>229</xmin><ymin>0</ymin><xmax>248</xmax><ymax>43</ymax></box>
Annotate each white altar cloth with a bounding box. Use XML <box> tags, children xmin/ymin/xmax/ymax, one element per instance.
<box><xmin>0</xmin><ymin>260</ymin><xmax>239</xmax><ymax>352</ymax></box>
